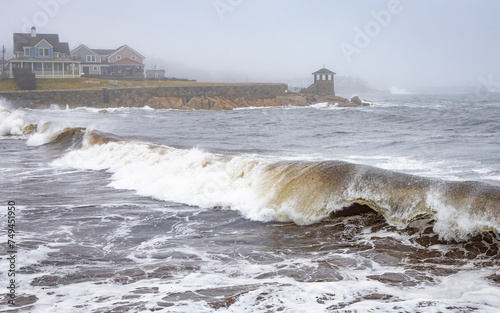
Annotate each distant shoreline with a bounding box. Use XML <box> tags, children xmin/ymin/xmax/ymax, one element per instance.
<box><xmin>0</xmin><ymin>82</ymin><xmax>287</xmax><ymax>110</ymax></box>
<box><xmin>0</xmin><ymin>79</ymin><xmax>368</xmax><ymax>110</ymax></box>
<box><xmin>0</xmin><ymin>77</ymin><xmax>284</xmax><ymax>92</ymax></box>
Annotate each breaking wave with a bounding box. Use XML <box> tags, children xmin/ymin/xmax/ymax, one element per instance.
<box><xmin>0</xmin><ymin>104</ymin><xmax>36</xmax><ymax>136</ymax></box>
<box><xmin>46</xmin><ymin>129</ymin><xmax>500</xmax><ymax>241</ymax></box>
<box><xmin>3</xmin><ymin>105</ymin><xmax>499</xmax><ymax>241</ymax></box>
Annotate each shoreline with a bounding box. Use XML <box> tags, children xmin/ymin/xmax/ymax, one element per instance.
<box><xmin>0</xmin><ymin>82</ymin><xmax>370</xmax><ymax>110</ymax></box>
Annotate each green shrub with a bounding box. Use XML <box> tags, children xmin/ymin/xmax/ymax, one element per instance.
<box><xmin>12</xmin><ymin>68</ymin><xmax>36</xmax><ymax>90</ymax></box>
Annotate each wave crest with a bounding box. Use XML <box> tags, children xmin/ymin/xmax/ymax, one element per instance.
<box><xmin>51</xmin><ymin>137</ymin><xmax>500</xmax><ymax>241</ymax></box>
<box><xmin>0</xmin><ymin>105</ymin><xmax>36</xmax><ymax>136</ymax></box>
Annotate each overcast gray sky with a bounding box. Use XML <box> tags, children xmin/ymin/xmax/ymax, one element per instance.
<box><xmin>2</xmin><ymin>0</ymin><xmax>500</xmax><ymax>91</ymax></box>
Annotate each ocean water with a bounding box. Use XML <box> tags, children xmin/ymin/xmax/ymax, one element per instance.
<box><xmin>1</xmin><ymin>92</ymin><xmax>500</xmax><ymax>312</ymax></box>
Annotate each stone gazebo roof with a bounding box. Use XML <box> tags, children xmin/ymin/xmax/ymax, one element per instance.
<box><xmin>312</xmin><ymin>67</ymin><xmax>336</xmax><ymax>75</ymax></box>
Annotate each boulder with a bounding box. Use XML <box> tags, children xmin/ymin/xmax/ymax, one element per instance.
<box><xmin>350</xmin><ymin>95</ymin><xmax>363</xmax><ymax>106</ymax></box>
<box><xmin>347</xmin><ymin>95</ymin><xmax>371</xmax><ymax>106</ymax></box>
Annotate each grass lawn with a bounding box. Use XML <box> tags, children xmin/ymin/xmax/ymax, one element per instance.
<box><xmin>0</xmin><ymin>78</ymin><xmax>241</xmax><ymax>91</ymax></box>
<box><xmin>0</xmin><ymin>79</ymin><xmax>18</xmax><ymax>91</ymax></box>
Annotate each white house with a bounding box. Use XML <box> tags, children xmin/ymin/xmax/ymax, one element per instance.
<box><xmin>146</xmin><ymin>69</ymin><xmax>166</xmax><ymax>79</ymax></box>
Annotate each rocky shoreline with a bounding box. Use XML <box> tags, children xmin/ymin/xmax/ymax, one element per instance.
<box><xmin>146</xmin><ymin>93</ymin><xmax>371</xmax><ymax>110</ymax></box>
<box><xmin>0</xmin><ymin>84</ymin><xmax>371</xmax><ymax>110</ymax></box>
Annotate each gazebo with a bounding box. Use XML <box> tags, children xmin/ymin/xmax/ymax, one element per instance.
<box><xmin>302</xmin><ymin>67</ymin><xmax>336</xmax><ymax>96</ymax></box>
<box><xmin>312</xmin><ymin>67</ymin><xmax>336</xmax><ymax>83</ymax></box>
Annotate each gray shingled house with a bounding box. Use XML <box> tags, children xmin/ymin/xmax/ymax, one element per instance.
<box><xmin>8</xmin><ymin>27</ymin><xmax>80</xmax><ymax>78</ymax></box>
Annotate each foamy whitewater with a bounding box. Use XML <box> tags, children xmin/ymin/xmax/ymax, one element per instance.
<box><xmin>1</xmin><ymin>92</ymin><xmax>500</xmax><ymax>312</ymax></box>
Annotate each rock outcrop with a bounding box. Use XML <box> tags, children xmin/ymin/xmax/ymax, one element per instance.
<box><xmin>0</xmin><ymin>83</ymin><xmax>371</xmax><ymax>110</ymax></box>
<box><xmin>145</xmin><ymin>93</ymin><xmax>370</xmax><ymax>110</ymax></box>
<box><xmin>293</xmin><ymin>94</ymin><xmax>371</xmax><ymax>108</ymax></box>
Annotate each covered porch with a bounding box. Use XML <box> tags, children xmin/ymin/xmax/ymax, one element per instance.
<box><xmin>109</xmin><ymin>58</ymin><xmax>144</xmax><ymax>78</ymax></box>
<box><xmin>9</xmin><ymin>59</ymin><xmax>80</xmax><ymax>78</ymax></box>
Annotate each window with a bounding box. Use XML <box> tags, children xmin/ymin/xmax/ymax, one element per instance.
<box><xmin>86</xmin><ymin>55</ymin><xmax>96</xmax><ymax>62</ymax></box>
<box><xmin>24</xmin><ymin>48</ymin><xmax>30</xmax><ymax>56</ymax></box>
<box><xmin>131</xmin><ymin>55</ymin><xmax>137</xmax><ymax>60</ymax></box>
<box><xmin>39</xmin><ymin>48</ymin><xmax>50</xmax><ymax>56</ymax></box>
<box><xmin>54</xmin><ymin>53</ymin><xmax>59</xmax><ymax>58</ymax></box>
<box><xmin>93</xmin><ymin>66</ymin><xmax>99</xmax><ymax>71</ymax></box>
<box><xmin>116</xmin><ymin>55</ymin><xmax>121</xmax><ymax>60</ymax></box>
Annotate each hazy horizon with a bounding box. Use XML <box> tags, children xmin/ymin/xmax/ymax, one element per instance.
<box><xmin>2</xmin><ymin>0</ymin><xmax>500</xmax><ymax>93</ymax></box>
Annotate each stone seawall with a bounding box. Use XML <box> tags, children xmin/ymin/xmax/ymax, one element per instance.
<box><xmin>0</xmin><ymin>84</ymin><xmax>290</xmax><ymax>110</ymax></box>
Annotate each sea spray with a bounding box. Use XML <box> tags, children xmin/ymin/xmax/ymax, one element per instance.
<box><xmin>3</xmin><ymin>99</ymin><xmax>498</xmax><ymax>241</ymax></box>
<box><xmin>49</xmin><ymin>131</ymin><xmax>500</xmax><ymax>240</ymax></box>
<box><xmin>0</xmin><ymin>105</ymin><xmax>35</xmax><ymax>136</ymax></box>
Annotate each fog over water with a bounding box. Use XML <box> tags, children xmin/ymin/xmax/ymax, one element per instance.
<box><xmin>2</xmin><ymin>0</ymin><xmax>500</xmax><ymax>91</ymax></box>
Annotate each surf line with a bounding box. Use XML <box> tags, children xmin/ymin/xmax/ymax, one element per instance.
<box><xmin>6</xmin><ymin>201</ymin><xmax>17</xmax><ymax>306</ymax></box>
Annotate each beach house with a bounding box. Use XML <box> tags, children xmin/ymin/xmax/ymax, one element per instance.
<box><xmin>8</xmin><ymin>27</ymin><xmax>80</xmax><ymax>78</ymax></box>
<box><xmin>71</xmin><ymin>44</ymin><xmax>145</xmax><ymax>78</ymax></box>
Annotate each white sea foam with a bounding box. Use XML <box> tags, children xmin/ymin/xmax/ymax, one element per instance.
<box><xmin>344</xmin><ymin>154</ymin><xmax>497</xmax><ymax>184</ymax></box>
<box><xmin>390</xmin><ymin>85</ymin><xmax>413</xmax><ymax>94</ymax></box>
<box><xmin>427</xmin><ymin>190</ymin><xmax>499</xmax><ymax>241</ymax></box>
<box><xmin>16</xmin><ymin>227</ymin><xmax>500</xmax><ymax>313</ymax></box>
<box><xmin>233</xmin><ymin>106</ymin><xmax>276</xmax><ymax>111</ymax></box>
<box><xmin>20</xmin><ymin>266</ymin><xmax>500</xmax><ymax>313</ymax></box>
<box><xmin>48</xmin><ymin>105</ymin><xmax>156</xmax><ymax>114</ymax></box>
<box><xmin>17</xmin><ymin>243</ymin><xmax>61</xmax><ymax>270</ymax></box>
<box><xmin>162</xmin><ymin>266</ymin><xmax>500</xmax><ymax>313</ymax></box>
<box><xmin>0</xmin><ymin>106</ymin><xmax>33</xmax><ymax>136</ymax></box>
<box><xmin>52</xmin><ymin>139</ymin><xmax>281</xmax><ymax>223</ymax></box>
<box><xmin>308</xmin><ymin>102</ymin><xmax>331</xmax><ymax>109</ymax></box>
<box><xmin>49</xmin><ymin>135</ymin><xmax>500</xmax><ymax>241</ymax></box>
<box><xmin>26</xmin><ymin>122</ymin><xmax>68</xmax><ymax>146</ymax></box>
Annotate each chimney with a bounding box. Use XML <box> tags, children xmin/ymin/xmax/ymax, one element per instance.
<box><xmin>31</xmin><ymin>26</ymin><xmax>36</xmax><ymax>37</ymax></box>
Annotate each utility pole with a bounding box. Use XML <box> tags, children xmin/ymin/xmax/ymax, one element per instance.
<box><xmin>1</xmin><ymin>45</ymin><xmax>5</xmax><ymax>75</ymax></box>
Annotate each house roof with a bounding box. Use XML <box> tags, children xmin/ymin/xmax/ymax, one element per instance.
<box><xmin>71</xmin><ymin>44</ymin><xmax>145</xmax><ymax>63</ymax></box>
<box><xmin>110</xmin><ymin>45</ymin><xmax>145</xmax><ymax>59</ymax></box>
<box><xmin>71</xmin><ymin>44</ymin><xmax>98</xmax><ymax>55</ymax></box>
<box><xmin>13</xmin><ymin>33</ymin><xmax>70</xmax><ymax>54</ymax></box>
<box><xmin>111</xmin><ymin>58</ymin><xmax>144</xmax><ymax>66</ymax></box>
<box><xmin>92</xmin><ymin>49</ymin><xmax>117</xmax><ymax>56</ymax></box>
<box><xmin>57</xmin><ymin>42</ymin><xmax>70</xmax><ymax>54</ymax></box>
<box><xmin>312</xmin><ymin>67</ymin><xmax>336</xmax><ymax>75</ymax></box>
